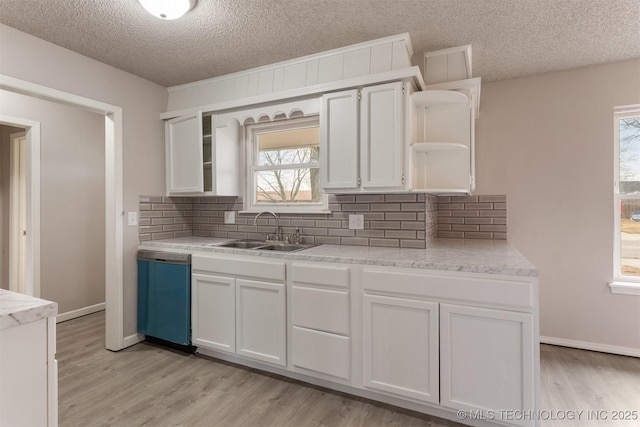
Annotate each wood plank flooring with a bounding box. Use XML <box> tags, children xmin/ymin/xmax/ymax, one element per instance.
<box><xmin>57</xmin><ymin>312</ymin><xmax>640</xmax><ymax>427</ymax></box>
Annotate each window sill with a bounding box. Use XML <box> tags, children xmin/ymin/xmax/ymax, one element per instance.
<box><xmin>609</xmin><ymin>281</ymin><xmax>640</xmax><ymax>296</ymax></box>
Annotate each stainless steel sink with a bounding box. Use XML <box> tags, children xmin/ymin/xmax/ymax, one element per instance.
<box><xmin>215</xmin><ymin>240</ymin><xmax>314</xmax><ymax>252</ymax></box>
<box><xmin>217</xmin><ymin>240</ymin><xmax>267</xmax><ymax>249</ymax></box>
<box><xmin>258</xmin><ymin>244</ymin><xmax>314</xmax><ymax>252</ymax></box>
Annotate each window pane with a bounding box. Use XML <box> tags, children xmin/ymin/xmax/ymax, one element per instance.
<box><xmin>619</xmin><ymin>117</ymin><xmax>640</xmax><ymax>193</ymax></box>
<box><xmin>255</xmin><ymin>168</ymin><xmax>321</xmax><ymax>203</ymax></box>
<box><xmin>620</xmin><ymin>198</ymin><xmax>640</xmax><ymax>277</ymax></box>
<box><xmin>257</xmin><ymin>127</ymin><xmax>319</xmax><ymax>166</ymax></box>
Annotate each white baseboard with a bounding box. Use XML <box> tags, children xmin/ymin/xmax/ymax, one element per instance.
<box><xmin>541</xmin><ymin>336</ymin><xmax>640</xmax><ymax>358</ymax></box>
<box><xmin>123</xmin><ymin>333</ymin><xmax>145</xmax><ymax>349</ymax></box>
<box><xmin>56</xmin><ymin>302</ymin><xmax>105</xmax><ymax>323</ymax></box>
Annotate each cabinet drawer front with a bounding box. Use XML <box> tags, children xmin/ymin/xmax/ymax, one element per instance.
<box><xmin>291</xmin><ymin>263</ymin><xmax>350</xmax><ymax>289</ymax></box>
<box><xmin>193</xmin><ymin>255</ymin><xmax>285</xmax><ymax>282</ymax></box>
<box><xmin>292</xmin><ymin>286</ymin><xmax>349</xmax><ymax>335</ymax></box>
<box><xmin>292</xmin><ymin>326</ymin><xmax>350</xmax><ymax>380</ymax></box>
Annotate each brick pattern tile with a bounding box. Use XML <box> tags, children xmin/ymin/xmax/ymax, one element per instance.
<box><xmin>139</xmin><ymin>196</ymin><xmax>195</xmax><ymax>241</ymax></box>
<box><xmin>437</xmin><ymin>195</ymin><xmax>507</xmax><ymax>240</ymax></box>
<box><xmin>139</xmin><ymin>193</ymin><xmax>506</xmax><ymax>245</ymax></box>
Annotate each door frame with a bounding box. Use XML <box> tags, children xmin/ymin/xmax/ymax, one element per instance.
<box><xmin>8</xmin><ymin>130</ymin><xmax>27</xmax><ymax>295</ymax></box>
<box><xmin>0</xmin><ymin>74</ymin><xmax>126</xmax><ymax>351</ymax></box>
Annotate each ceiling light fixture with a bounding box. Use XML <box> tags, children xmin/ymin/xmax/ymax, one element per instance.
<box><xmin>138</xmin><ymin>0</ymin><xmax>197</xmax><ymax>20</ymax></box>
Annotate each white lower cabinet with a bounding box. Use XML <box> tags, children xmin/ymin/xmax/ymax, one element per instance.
<box><xmin>192</xmin><ymin>273</ymin><xmax>236</xmax><ymax>353</ymax></box>
<box><xmin>440</xmin><ymin>304</ymin><xmax>535</xmax><ymax>426</ymax></box>
<box><xmin>236</xmin><ymin>279</ymin><xmax>286</xmax><ymax>366</ymax></box>
<box><xmin>362</xmin><ymin>294</ymin><xmax>439</xmax><ymax>404</ymax></box>
<box><xmin>191</xmin><ymin>254</ymin><xmax>538</xmax><ymax>427</ymax></box>
<box><xmin>192</xmin><ymin>254</ymin><xmax>286</xmax><ymax>366</ymax></box>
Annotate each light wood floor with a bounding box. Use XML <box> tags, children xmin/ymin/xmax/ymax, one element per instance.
<box><xmin>57</xmin><ymin>312</ymin><xmax>640</xmax><ymax>427</ymax></box>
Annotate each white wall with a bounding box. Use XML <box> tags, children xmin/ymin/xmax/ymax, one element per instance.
<box><xmin>475</xmin><ymin>59</ymin><xmax>640</xmax><ymax>352</ymax></box>
<box><xmin>0</xmin><ymin>93</ymin><xmax>105</xmax><ymax>313</ymax></box>
<box><xmin>0</xmin><ymin>24</ymin><xmax>167</xmax><ymax>335</ymax></box>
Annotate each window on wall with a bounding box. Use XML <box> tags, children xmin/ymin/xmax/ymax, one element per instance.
<box><xmin>614</xmin><ymin>106</ymin><xmax>640</xmax><ymax>280</ymax></box>
<box><xmin>245</xmin><ymin>117</ymin><xmax>326</xmax><ymax>212</ymax></box>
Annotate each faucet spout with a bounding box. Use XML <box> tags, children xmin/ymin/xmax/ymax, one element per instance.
<box><xmin>254</xmin><ymin>211</ymin><xmax>280</xmax><ymax>240</ymax></box>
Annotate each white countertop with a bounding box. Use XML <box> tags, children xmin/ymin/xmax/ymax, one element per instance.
<box><xmin>140</xmin><ymin>236</ymin><xmax>537</xmax><ymax>277</ymax></box>
<box><xmin>0</xmin><ymin>289</ymin><xmax>58</xmax><ymax>330</ymax></box>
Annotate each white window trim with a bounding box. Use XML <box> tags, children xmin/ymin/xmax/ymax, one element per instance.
<box><xmin>244</xmin><ymin>116</ymin><xmax>329</xmax><ymax>214</ymax></box>
<box><xmin>611</xmin><ymin>104</ymin><xmax>640</xmax><ymax>295</ymax></box>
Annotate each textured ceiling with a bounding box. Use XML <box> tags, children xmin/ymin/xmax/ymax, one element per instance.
<box><xmin>0</xmin><ymin>0</ymin><xmax>639</xmax><ymax>87</ymax></box>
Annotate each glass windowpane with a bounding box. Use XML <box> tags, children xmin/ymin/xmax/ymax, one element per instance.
<box><xmin>257</xmin><ymin>128</ymin><xmax>319</xmax><ymax>166</ymax></box>
<box><xmin>620</xmin><ymin>198</ymin><xmax>640</xmax><ymax>277</ymax></box>
<box><xmin>255</xmin><ymin>168</ymin><xmax>321</xmax><ymax>203</ymax></box>
<box><xmin>619</xmin><ymin>117</ymin><xmax>640</xmax><ymax>194</ymax></box>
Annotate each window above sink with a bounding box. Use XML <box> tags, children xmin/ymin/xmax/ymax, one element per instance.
<box><xmin>245</xmin><ymin>116</ymin><xmax>328</xmax><ymax>213</ymax></box>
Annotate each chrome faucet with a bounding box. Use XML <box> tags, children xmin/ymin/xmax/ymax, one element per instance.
<box><xmin>254</xmin><ymin>211</ymin><xmax>280</xmax><ymax>241</ymax></box>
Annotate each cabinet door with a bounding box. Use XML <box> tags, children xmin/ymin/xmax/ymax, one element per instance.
<box><xmin>165</xmin><ymin>111</ymin><xmax>204</xmax><ymax>194</ymax></box>
<box><xmin>191</xmin><ymin>273</ymin><xmax>235</xmax><ymax>353</ymax></box>
<box><xmin>440</xmin><ymin>304</ymin><xmax>534</xmax><ymax>426</ymax></box>
<box><xmin>360</xmin><ymin>82</ymin><xmax>405</xmax><ymax>190</ymax></box>
<box><xmin>363</xmin><ymin>294</ymin><xmax>439</xmax><ymax>403</ymax></box>
<box><xmin>320</xmin><ymin>89</ymin><xmax>359</xmax><ymax>190</ymax></box>
<box><xmin>236</xmin><ymin>279</ymin><xmax>286</xmax><ymax>366</ymax></box>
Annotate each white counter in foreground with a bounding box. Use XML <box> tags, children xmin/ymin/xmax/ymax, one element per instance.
<box><xmin>0</xmin><ymin>289</ymin><xmax>58</xmax><ymax>427</ymax></box>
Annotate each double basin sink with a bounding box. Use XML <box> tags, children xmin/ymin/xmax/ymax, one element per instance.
<box><xmin>215</xmin><ymin>239</ymin><xmax>315</xmax><ymax>253</ymax></box>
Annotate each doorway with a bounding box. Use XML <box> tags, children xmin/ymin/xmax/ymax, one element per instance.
<box><xmin>1</xmin><ymin>75</ymin><xmax>125</xmax><ymax>351</ymax></box>
<box><xmin>0</xmin><ymin>121</ymin><xmax>40</xmax><ymax>297</ymax></box>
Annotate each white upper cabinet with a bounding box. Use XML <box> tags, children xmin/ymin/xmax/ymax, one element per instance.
<box><xmin>360</xmin><ymin>82</ymin><xmax>405</xmax><ymax>190</ymax></box>
<box><xmin>320</xmin><ymin>89</ymin><xmax>360</xmax><ymax>190</ymax></box>
<box><xmin>165</xmin><ymin>113</ymin><xmax>239</xmax><ymax>196</ymax></box>
<box><xmin>320</xmin><ymin>81</ymin><xmax>408</xmax><ymax>193</ymax></box>
<box><xmin>165</xmin><ymin>112</ymin><xmax>204</xmax><ymax>194</ymax></box>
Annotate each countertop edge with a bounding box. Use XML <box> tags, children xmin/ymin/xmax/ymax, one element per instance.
<box><xmin>0</xmin><ymin>290</ymin><xmax>58</xmax><ymax>331</ymax></box>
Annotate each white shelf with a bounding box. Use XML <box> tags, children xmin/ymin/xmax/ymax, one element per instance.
<box><xmin>412</xmin><ymin>142</ymin><xmax>468</xmax><ymax>152</ymax></box>
<box><xmin>411</xmin><ymin>90</ymin><xmax>470</xmax><ymax>108</ymax></box>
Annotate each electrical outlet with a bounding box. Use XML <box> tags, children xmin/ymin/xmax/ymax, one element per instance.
<box><xmin>224</xmin><ymin>211</ymin><xmax>236</xmax><ymax>224</ymax></box>
<box><xmin>349</xmin><ymin>214</ymin><xmax>364</xmax><ymax>230</ymax></box>
<box><xmin>127</xmin><ymin>212</ymin><xmax>138</xmax><ymax>226</ymax></box>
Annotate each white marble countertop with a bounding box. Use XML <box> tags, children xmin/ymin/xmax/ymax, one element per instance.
<box><xmin>140</xmin><ymin>236</ymin><xmax>537</xmax><ymax>277</ymax></box>
<box><xmin>0</xmin><ymin>289</ymin><xmax>58</xmax><ymax>330</ymax></box>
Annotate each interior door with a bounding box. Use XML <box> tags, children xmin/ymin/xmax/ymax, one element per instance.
<box><xmin>9</xmin><ymin>132</ymin><xmax>27</xmax><ymax>294</ymax></box>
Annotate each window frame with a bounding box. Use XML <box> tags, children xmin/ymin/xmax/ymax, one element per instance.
<box><xmin>243</xmin><ymin>116</ymin><xmax>328</xmax><ymax>213</ymax></box>
<box><xmin>613</xmin><ymin>105</ymin><xmax>640</xmax><ymax>287</ymax></box>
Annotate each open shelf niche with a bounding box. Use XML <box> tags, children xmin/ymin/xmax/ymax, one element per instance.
<box><xmin>410</xmin><ymin>89</ymin><xmax>473</xmax><ymax>194</ymax></box>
